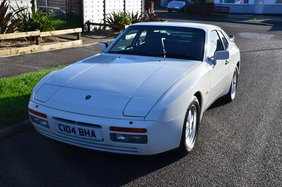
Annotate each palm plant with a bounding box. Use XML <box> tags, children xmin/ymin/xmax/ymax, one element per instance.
<box><xmin>0</xmin><ymin>0</ymin><xmax>25</xmax><ymax>34</ymax></box>
<box><xmin>128</xmin><ymin>11</ymin><xmax>142</xmax><ymax>24</ymax></box>
<box><xmin>105</xmin><ymin>12</ymin><xmax>131</xmax><ymax>32</ymax></box>
<box><xmin>18</xmin><ymin>6</ymin><xmax>55</xmax><ymax>32</ymax></box>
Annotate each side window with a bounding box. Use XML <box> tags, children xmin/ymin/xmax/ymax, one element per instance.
<box><xmin>136</xmin><ymin>30</ymin><xmax>147</xmax><ymax>47</ymax></box>
<box><xmin>218</xmin><ymin>30</ymin><xmax>229</xmax><ymax>49</ymax></box>
<box><xmin>139</xmin><ymin>30</ymin><xmax>147</xmax><ymax>43</ymax></box>
<box><xmin>208</xmin><ymin>30</ymin><xmax>224</xmax><ymax>58</ymax></box>
<box><xmin>111</xmin><ymin>29</ymin><xmax>138</xmax><ymax>51</ymax></box>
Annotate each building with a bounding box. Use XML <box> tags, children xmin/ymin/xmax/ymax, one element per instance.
<box><xmin>37</xmin><ymin>0</ymin><xmax>144</xmax><ymax>27</ymax></box>
<box><xmin>146</xmin><ymin>0</ymin><xmax>282</xmax><ymax>14</ymax></box>
<box><xmin>215</xmin><ymin>0</ymin><xmax>282</xmax><ymax>14</ymax></box>
<box><xmin>149</xmin><ymin>0</ymin><xmax>182</xmax><ymax>8</ymax></box>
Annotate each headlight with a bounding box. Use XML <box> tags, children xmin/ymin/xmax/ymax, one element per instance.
<box><xmin>30</xmin><ymin>70</ymin><xmax>59</xmax><ymax>101</ymax></box>
<box><xmin>34</xmin><ymin>84</ymin><xmax>61</xmax><ymax>103</ymax></box>
<box><xmin>123</xmin><ymin>96</ymin><xmax>157</xmax><ymax>117</ymax></box>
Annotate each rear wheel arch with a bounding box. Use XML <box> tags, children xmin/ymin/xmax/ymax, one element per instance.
<box><xmin>236</xmin><ymin>61</ymin><xmax>240</xmax><ymax>73</ymax></box>
<box><xmin>194</xmin><ymin>92</ymin><xmax>202</xmax><ymax>113</ymax></box>
<box><xmin>224</xmin><ymin>65</ymin><xmax>239</xmax><ymax>102</ymax></box>
<box><xmin>193</xmin><ymin>91</ymin><xmax>204</xmax><ymax>120</ymax></box>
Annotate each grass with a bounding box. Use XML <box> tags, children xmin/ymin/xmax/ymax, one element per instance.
<box><xmin>53</xmin><ymin>17</ymin><xmax>81</xmax><ymax>29</ymax></box>
<box><xmin>0</xmin><ymin>66</ymin><xmax>65</xmax><ymax>129</ymax></box>
<box><xmin>53</xmin><ymin>19</ymin><xmax>67</xmax><ymax>26</ymax></box>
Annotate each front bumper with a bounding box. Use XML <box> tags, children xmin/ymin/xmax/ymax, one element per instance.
<box><xmin>28</xmin><ymin>101</ymin><xmax>183</xmax><ymax>155</ymax></box>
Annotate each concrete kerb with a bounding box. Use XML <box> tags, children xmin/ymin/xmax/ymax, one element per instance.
<box><xmin>0</xmin><ymin>119</ymin><xmax>31</xmax><ymax>140</ymax></box>
<box><xmin>189</xmin><ymin>16</ymin><xmax>282</xmax><ymax>27</ymax></box>
<box><xmin>156</xmin><ymin>11</ymin><xmax>282</xmax><ymax>27</ymax></box>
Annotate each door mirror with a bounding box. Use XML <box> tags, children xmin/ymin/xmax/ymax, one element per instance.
<box><xmin>229</xmin><ymin>35</ymin><xmax>235</xmax><ymax>42</ymax></box>
<box><xmin>98</xmin><ymin>42</ymin><xmax>108</xmax><ymax>52</ymax></box>
<box><xmin>214</xmin><ymin>50</ymin><xmax>229</xmax><ymax>60</ymax></box>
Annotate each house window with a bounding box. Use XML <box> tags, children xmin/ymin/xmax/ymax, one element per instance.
<box><xmin>223</xmin><ymin>0</ymin><xmax>248</xmax><ymax>3</ymax></box>
<box><xmin>224</xmin><ymin>0</ymin><xmax>235</xmax><ymax>3</ymax></box>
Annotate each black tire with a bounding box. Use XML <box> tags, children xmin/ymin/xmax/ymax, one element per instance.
<box><xmin>225</xmin><ymin>66</ymin><xmax>239</xmax><ymax>103</ymax></box>
<box><xmin>178</xmin><ymin>96</ymin><xmax>200</xmax><ymax>154</ymax></box>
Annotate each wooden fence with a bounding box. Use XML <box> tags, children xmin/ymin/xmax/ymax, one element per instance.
<box><xmin>85</xmin><ymin>21</ymin><xmax>126</xmax><ymax>32</ymax></box>
<box><xmin>0</xmin><ymin>28</ymin><xmax>82</xmax><ymax>57</ymax></box>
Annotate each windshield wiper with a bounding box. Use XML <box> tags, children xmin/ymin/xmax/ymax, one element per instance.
<box><xmin>108</xmin><ymin>50</ymin><xmax>147</xmax><ymax>56</ymax></box>
<box><xmin>165</xmin><ymin>53</ymin><xmax>198</xmax><ymax>60</ymax></box>
<box><xmin>108</xmin><ymin>51</ymin><xmax>197</xmax><ymax>60</ymax></box>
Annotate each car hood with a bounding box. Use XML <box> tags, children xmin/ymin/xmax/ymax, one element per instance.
<box><xmin>34</xmin><ymin>54</ymin><xmax>200</xmax><ymax>118</ymax></box>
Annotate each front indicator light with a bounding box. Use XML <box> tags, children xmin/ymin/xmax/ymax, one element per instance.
<box><xmin>110</xmin><ymin>133</ymin><xmax>148</xmax><ymax>144</ymax></box>
<box><xmin>29</xmin><ymin>109</ymin><xmax>47</xmax><ymax>118</ymax></box>
<box><xmin>29</xmin><ymin>109</ymin><xmax>49</xmax><ymax>128</ymax></box>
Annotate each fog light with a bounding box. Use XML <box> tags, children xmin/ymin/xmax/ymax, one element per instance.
<box><xmin>30</xmin><ymin>115</ymin><xmax>49</xmax><ymax>128</ymax></box>
<box><xmin>110</xmin><ymin>133</ymin><xmax>147</xmax><ymax>144</ymax></box>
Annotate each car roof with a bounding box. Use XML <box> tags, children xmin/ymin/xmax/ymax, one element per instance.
<box><xmin>131</xmin><ymin>22</ymin><xmax>219</xmax><ymax>32</ymax></box>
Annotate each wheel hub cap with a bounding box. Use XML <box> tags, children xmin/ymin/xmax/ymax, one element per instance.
<box><xmin>185</xmin><ymin>105</ymin><xmax>197</xmax><ymax>147</ymax></box>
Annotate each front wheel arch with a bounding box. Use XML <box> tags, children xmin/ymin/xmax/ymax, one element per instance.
<box><xmin>178</xmin><ymin>96</ymin><xmax>201</xmax><ymax>154</ymax></box>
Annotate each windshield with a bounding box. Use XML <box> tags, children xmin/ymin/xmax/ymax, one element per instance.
<box><xmin>106</xmin><ymin>26</ymin><xmax>205</xmax><ymax>61</ymax></box>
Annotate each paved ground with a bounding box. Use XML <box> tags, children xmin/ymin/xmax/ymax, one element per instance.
<box><xmin>0</xmin><ymin>33</ymin><xmax>115</xmax><ymax>78</ymax></box>
<box><xmin>0</xmin><ymin>13</ymin><xmax>282</xmax><ymax>139</ymax></box>
<box><xmin>159</xmin><ymin>11</ymin><xmax>282</xmax><ymax>26</ymax></box>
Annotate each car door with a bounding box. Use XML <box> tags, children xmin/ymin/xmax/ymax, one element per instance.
<box><xmin>207</xmin><ymin>29</ymin><xmax>231</xmax><ymax>103</ymax></box>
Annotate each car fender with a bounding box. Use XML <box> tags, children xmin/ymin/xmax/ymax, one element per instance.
<box><xmin>146</xmin><ymin>62</ymin><xmax>210</xmax><ymax>123</ymax></box>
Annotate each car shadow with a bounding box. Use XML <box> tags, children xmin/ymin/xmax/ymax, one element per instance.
<box><xmin>2</xmin><ymin>126</ymin><xmax>203</xmax><ymax>186</ymax></box>
<box><xmin>43</xmin><ymin>139</ymin><xmax>188</xmax><ymax>186</ymax></box>
<box><xmin>207</xmin><ymin>97</ymin><xmax>230</xmax><ymax>110</ymax></box>
<box><xmin>262</xmin><ymin>19</ymin><xmax>282</xmax><ymax>32</ymax></box>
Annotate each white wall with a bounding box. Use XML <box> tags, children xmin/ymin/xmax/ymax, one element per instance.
<box><xmin>83</xmin><ymin>0</ymin><xmax>105</xmax><ymax>25</ymax></box>
<box><xmin>83</xmin><ymin>0</ymin><xmax>143</xmax><ymax>28</ymax></box>
<box><xmin>125</xmin><ymin>0</ymin><xmax>142</xmax><ymax>13</ymax></box>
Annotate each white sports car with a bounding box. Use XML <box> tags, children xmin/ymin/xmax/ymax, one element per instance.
<box><xmin>28</xmin><ymin>22</ymin><xmax>240</xmax><ymax>155</ymax></box>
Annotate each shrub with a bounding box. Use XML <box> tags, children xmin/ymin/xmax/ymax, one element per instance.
<box><xmin>105</xmin><ymin>12</ymin><xmax>131</xmax><ymax>32</ymax></box>
<box><xmin>18</xmin><ymin>7</ymin><xmax>55</xmax><ymax>32</ymax></box>
<box><xmin>128</xmin><ymin>12</ymin><xmax>142</xmax><ymax>24</ymax></box>
<box><xmin>140</xmin><ymin>12</ymin><xmax>164</xmax><ymax>22</ymax></box>
<box><xmin>0</xmin><ymin>0</ymin><xmax>25</xmax><ymax>34</ymax></box>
